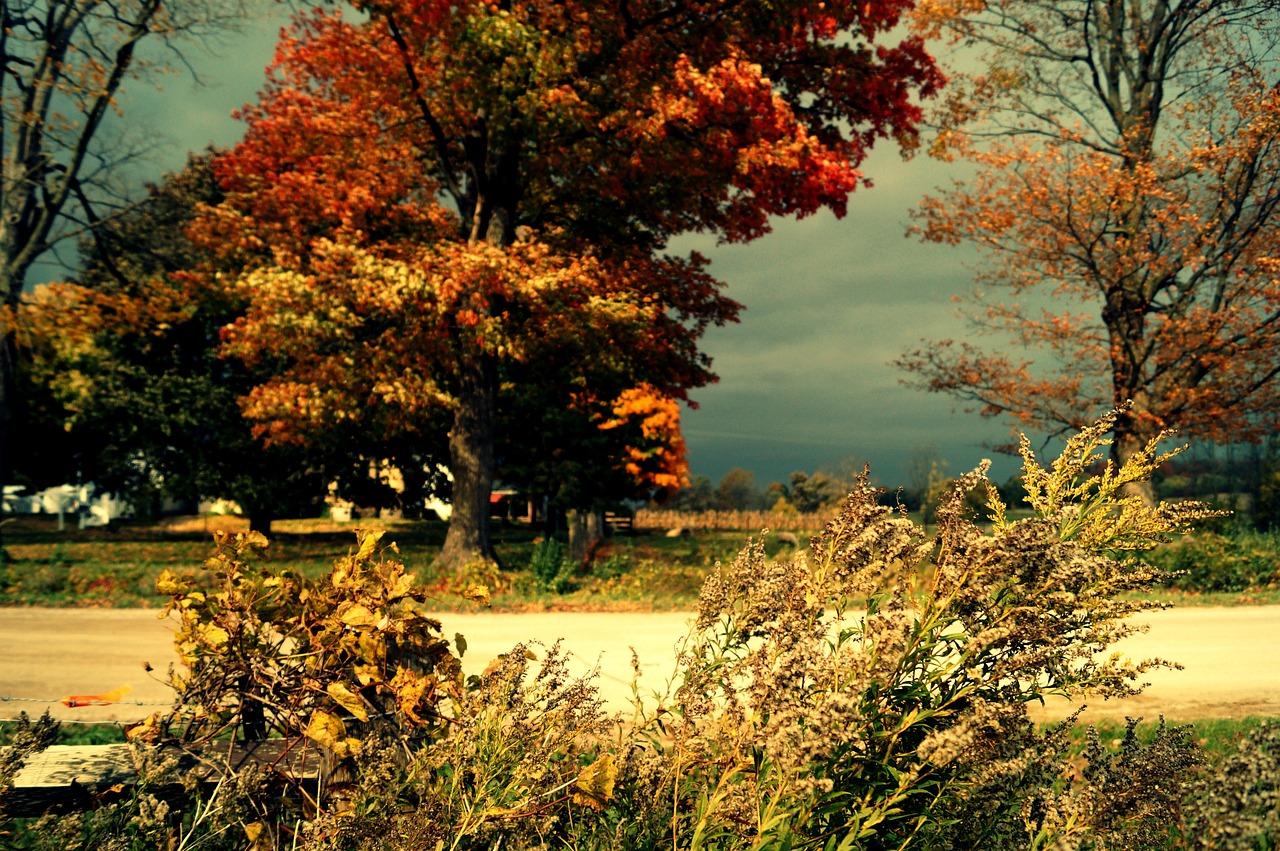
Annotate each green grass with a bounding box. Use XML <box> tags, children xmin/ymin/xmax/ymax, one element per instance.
<box><xmin>0</xmin><ymin>717</ymin><xmax>1269</xmax><ymax>779</ymax></box>
<box><xmin>0</xmin><ymin>719</ymin><xmax>126</xmax><ymax>747</ymax></box>
<box><xmin>1059</xmin><ymin>716</ymin><xmax>1275</xmax><ymax>762</ymax></box>
<box><xmin>0</xmin><ymin>715</ymin><xmax>1269</xmax><ymax>748</ymax></box>
<box><xmin>0</xmin><ymin>515</ymin><xmax>783</xmax><ymax>610</ymax></box>
<box><xmin>1116</xmin><ymin>586</ymin><xmax>1280</xmax><ymax>606</ymax></box>
<box><xmin>2</xmin><ymin>514</ymin><xmax>1278</xmax><ymax>610</ymax></box>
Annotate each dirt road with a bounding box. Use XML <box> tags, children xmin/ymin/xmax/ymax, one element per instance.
<box><xmin>1</xmin><ymin>607</ymin><xmax>1276</xmax><ymax>725</ymax></box>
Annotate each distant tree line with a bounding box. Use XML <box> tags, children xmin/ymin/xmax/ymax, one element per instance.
<box><xmin>658</xmin><ymin>449</ymin><xmax>1025</xmax><ymax>521</ymax></box>
<box><xmin>666</xmin><ymin>439</ymin><xmax>1280</xmax><ymax>531</ymax></box>
<box><xmin>664</xmin><ymin>465</ymin><xmax>857</xmax><ymax>515</ymax></box>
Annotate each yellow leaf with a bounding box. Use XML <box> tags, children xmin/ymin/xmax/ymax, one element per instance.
<box><xmin>125</xmin><ymin>714</ymin><xmax>160</xmax><ymax>742</ymax></box>
<box><xmin>304</xmin><ymin>710</ymin><xmax>346</xmax><ymax>749</ymax></box>
<box><xmin>356</xmin><ymin>529</ymin><xmax>385</xmax><ymax>560</ymax></box>
<box><xmin>390</xmin><ymin>668</ymin><xmax>430</xmax><ymax>724</ymax></box>
<box><xmin>340</xmin><ymin>604</ymin><xmax>378</xmax><ymax>628</ymax></box>
<box><xmin>357</xmin><ymin>633</ymin><xmax>384</xmax><ymax>665</ymax></box>
<box><xmin>326</xmin><ymin>682</ymin><xmax>369</xmax><ymax>722</ymax></box>
<box><xmin>462</xmin><ymin>583</ymin><xmax>491</xmax><ymax>606</ymax></box>
<box><xmin>572</xmin><ymin>754</ymin><xmax>617</xmax><ymax>810</ymax></box>
<box><xmin>481</xmin><ymin>805</ymin><xmax>526</xmax><ymax>818</ymax></box>
<box><xmin>243</xmin><ymin>530</ymin><xmax>270</xmax><ymax>549</ymax></box>
<box><xmin>354</xmin><ymin>661</ymin><xmax>384</xmax><ymax>686</ymax></box>
<box><xmin>390</xmin><ymin>573</ymin><xmax>416</xmax><ymax>600</ymax></box>
<box><xmin>200</xmin><ymin>624</ymin><xmax>229</xmax><ymax>647</ymax></box>
<box><xmin>155</xmin><ymin>570</ymin><xmax>187</xmax><ymax>595</ymax></box>
<box><xmin>332</xmin><ymin>736</ymin><xmax>363</xmax><ymax>760</ymax></box>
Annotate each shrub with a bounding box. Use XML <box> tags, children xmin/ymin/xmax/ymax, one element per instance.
<box><xmin>319</xmin><ymin>408</ymin><xmax>1224</xmax><ymax>849</ymax></box>
<box><xmin>142</xmin><ymin>529</ymin><xmax>470</xmax><ymax>748</ymax></box>
<box><xmin>1181</xmin><ymin>720</ymin><xmax>1280</xmax><ymax>848</ymax></box>
<box><xmin>1142</xmin><ymin>529</ymin><xmax>1280</xmax><ymax>593</ymax></box>
<box><xmin>528</xmin><ymin>536</ymin><xmax>573</xmax><ymax>593</ymax></box>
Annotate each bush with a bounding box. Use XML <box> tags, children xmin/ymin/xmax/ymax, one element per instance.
<box><xmin>305</xmin><ymin>409</ymin><xmax>1226</xmax><ymax>849</ymax></box>
<box><xmin>9</xmin><ymin>410</ymin><xmax>1280</xmax><ymax>850</ymax></box>
<box><xmin>1143</xmin><ymin>529</ymin><xmax>1280</xmax><ymax>593</ymax></box>
<box><xmin>1181</xmin><ymin>720</ymin><xmax>1280</xmax><ymax>849</ymax></box>
<box><xmin>528</xmin><ymin>536</ymin><xmax>573</xmax><ymax>593</ymax></box>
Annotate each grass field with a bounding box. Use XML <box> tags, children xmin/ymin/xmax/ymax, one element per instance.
<box><xmin>2</xmin><ymin>513</ymin><xmax>1278</xmax><ymax>610</ymax></box>
<box><xmin>0</xmin><ymin>514</ymin><xmax>767</xmax><ymax>610</ymax></box>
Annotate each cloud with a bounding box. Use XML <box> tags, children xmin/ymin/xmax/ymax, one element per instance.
<box><xmin>671</xmin><ymin>147</ymin><xmax>1019</xmax><ymax>488</ymax></box>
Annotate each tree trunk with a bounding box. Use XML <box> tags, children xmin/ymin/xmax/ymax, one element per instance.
<box><xmin>567</xmin><ymin>508</ymin><xmax>604</xmax><ymax>567</ymax></box>
<box><xmin>239</xmin><ymin>676</ymin><xmax>267</xmax><ymax>741</ymax></box>
<box><xmin>1112</xmin><ymin>408</ymin><xmax>1157</xmax><ymax>507</ymax></box>
<box><xmin>0</xmin><ymin>325</ymin><xmax>12</xmax><ymax>555</ymax></box>
<box><xmin>247</xmin><ymin>506</ymin><xmax>275</xmax><ymax>537</ymax></box>
<box><xmin>0</xmin><ymin>261</ymin><xmax>21</xmax><ymax>555</ymax></box>
<box><xmin>438</xmin><ymin>357</ymin><xmax>499</xmax><ymax>575</ymax></box>
<box><xmin>1104</xmin><ymin>267</ymin><xmax>1158</xmax><ymax>507</ymax></box>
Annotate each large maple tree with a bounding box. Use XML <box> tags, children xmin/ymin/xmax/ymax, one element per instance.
<box><xmin>898</xmin><ymin>0</ymin><xmax>1280</xmax><ymax>501</ymax></box>
<box><xmin>202</xmin><ymin>0</ymin><xmax>942</xmax><ymax>569</ymax></box>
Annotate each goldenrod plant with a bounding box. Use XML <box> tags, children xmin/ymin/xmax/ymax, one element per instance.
<box><xmin>562</xmin><ymin>410</ymin><xmax>1217</xmax><ymax>850</ymax></box>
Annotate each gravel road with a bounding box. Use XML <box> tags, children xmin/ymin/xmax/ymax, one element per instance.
<box><xmin>1</xmin><ymin>606</ymin><xmax>1276</xmax><ymax>726</ymax></box>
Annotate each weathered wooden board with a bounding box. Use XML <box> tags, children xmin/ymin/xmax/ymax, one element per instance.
<box><xmin>2</xmin><ymin>739</ymin><xmax>322</xmax><ymax>817</ymax></box>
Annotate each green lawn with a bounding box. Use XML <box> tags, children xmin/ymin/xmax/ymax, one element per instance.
<box><xmin>0</xmin><ymin>514</ymin><xmax>771</xmax><ymax>610</ymax></box>
<box><xmin>2</xmin><ymin>513</ymin><xmax>1277</xmax><ymax>609</ymax></box>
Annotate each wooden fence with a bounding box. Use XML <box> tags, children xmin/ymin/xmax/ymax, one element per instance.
<box><xmin>632</xmin><ymin>509</ymin><xmax>837</xmax><ymax>533</ymax></box>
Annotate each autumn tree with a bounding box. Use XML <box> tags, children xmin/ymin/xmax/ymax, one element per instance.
<box><xmin>898</xmin><ymin>0</ymin><xmax>1280</xmax><ymax>502</ymax></box>
<box><xmin>497</xmin><ymin>373</ymin><xmax>690</xmax><ymax>561</ymax></box>
<box><xmin>0</xmin><ymin>0</ymin><xmax>246</xmax><ymax>521</ymax></box>
<box><xmin>785</xmin><ymin>470</ymin><xmax>842</xmax><ymax>513</ymax></box>
<box><xmin>667</xmin><ymin>474</ymin><xmax>716</xmax><ymax>511</ymax></box>
<box><xmin>14</xmin><ymin>156</ymin><xmax>336</xmax><ymax>531</ymax></box>
<box><xmin>202</xmin><ymin>0</ymin><xmax>943</xmax><ymax>571</ymax></box>
<box><xmin>715</xmin><ymin>467</ymin><xmax>765</xmax><ymax>511</ymax></box>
